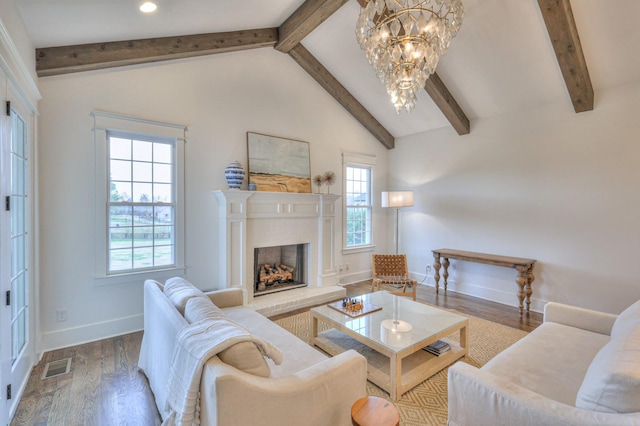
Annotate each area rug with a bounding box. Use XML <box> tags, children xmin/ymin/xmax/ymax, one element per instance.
<box><xmin>274</xmin><ymin>310</ymin><xmax>528</xmax><ymax>426</ymax></box>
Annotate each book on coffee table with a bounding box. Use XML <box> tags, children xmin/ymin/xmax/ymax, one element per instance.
<box><xmin>423</xmin><ymin>340</ymin><xmax>451</xmax><ymax>356</ymax></box>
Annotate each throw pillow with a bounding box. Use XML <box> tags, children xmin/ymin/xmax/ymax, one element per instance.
<box><xmin>611</xmin><ymin>299</ymin><xmax>640</xmax><ymax>337</ymax></box>
<box><xmin>575</xmin><ymin>327</ymin><xmax>640</xmax><ymax>413</ymax></box>
<box><xmin>218</xmin><ymin>341</ymin><xmax>271</xmax><ymax>378</ymax></box>
<box><xmin>184</xmin><ymin>296</ymin><xmax>225</xmax><ymax>324</ymax></box>
<box><xmin>163</xmin><ymin>277</ymin><xmax>205</xmax><ymax>315</ymax></box>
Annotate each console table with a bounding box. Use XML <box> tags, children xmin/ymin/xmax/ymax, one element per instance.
<box><xmin>432</xmin><ymin>249</ymin><xmax>536</xmax><ymax>316</ymax></box>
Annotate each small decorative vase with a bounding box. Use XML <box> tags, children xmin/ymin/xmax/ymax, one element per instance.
<box><xmin>224</xmin><ymin>160</ymin><xmax>245</xmax><ymax>190</ymax></box>
<box><xmin>248</xmin><ymin>182</ymin><xmax>257</xmax><ymax>191</ymax></box>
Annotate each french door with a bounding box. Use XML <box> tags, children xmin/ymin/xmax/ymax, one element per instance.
<box><xmin>0</xmin><ymin>71</ymin><xmax>35</xmax><ymax>423</ymax></box>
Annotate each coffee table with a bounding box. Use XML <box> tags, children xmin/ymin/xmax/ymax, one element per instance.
<box><xmin>311</xmin><ymin>291</ymin><xmax>468</xmax><ymax>400</ymax></box>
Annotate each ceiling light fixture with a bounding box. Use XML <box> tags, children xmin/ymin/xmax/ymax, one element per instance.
<box><xmin>139</xmin><ymin>2</ymin><xmax>157</xmax><ymax>13</ymax></box>
<box><xmin>356</xmin><ymin>0</ymin><xmax>464</xmax><ymax>113</ymax></box>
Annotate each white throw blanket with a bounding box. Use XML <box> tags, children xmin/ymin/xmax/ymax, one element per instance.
<box><xmin>162</xmin><ymin>319</ymin><xmax>283</xmax><ymax>426</ymax></box>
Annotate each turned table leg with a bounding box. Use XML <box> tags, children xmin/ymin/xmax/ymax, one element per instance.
<box><xmin>516</xmin><ymin>266</ymin><xmax>528</xmax><ymax>317</ymax></box>
<box><xmin>433</xmin><ymin>253</ymin><xmax>441</xmax><ymax>294</ymax></box>
<box><xmin>526</xmin><ymin>265</ymin><xmax>535</xmax><ymax>314</ymax></box>
<box><xmin>442</xmin><ymin>257</ymin><xmax>450</xmax><ymax>292</ymax></box>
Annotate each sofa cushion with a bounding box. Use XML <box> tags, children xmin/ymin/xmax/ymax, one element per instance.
<box><xmin>183</xmin><ymin>300</ymin><xmax>277</xmax><ymax>378</ymax></box>
<box><xmin>223</xmin><ymin>306</ymin><xmax>328</xmax><ymax>378</ymax></box>
<box><xmin>184</xmin><ymin>296</ymin><xmax>225</xmax><ymax>324</ymax></box>
<box><xmin>164</xmin><ymin>277</ymin><xmax>205</xmax><ymax>315</ymax></box>
<box><xmin>611</xmin><ymin>299</ymin><xmax>640</xmax><ymax>338</ymax></box>
<box><xmin>576</xmin><ymin>326</ymin><xmax>640</xmax><ymax>413</ymax></box>
<box><xmin>482</xmin><ymin>321</ymin><xmax>609</xmax><ymax>406</ymax></box>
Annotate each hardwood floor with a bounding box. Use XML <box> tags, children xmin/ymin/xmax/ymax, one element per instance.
<box><xmin>12</xmin><ymin>331</ymin><xmax>160</xmax><ymax>426</ymax></box>
<box><xmin>12</xmin><ymin>283</ymin><xmax>542</xmax><ymax>425</ymax></box>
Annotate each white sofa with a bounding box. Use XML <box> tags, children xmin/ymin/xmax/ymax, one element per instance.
<box><xmin>138</xmin><ymin>278</ymin><xmax>368</xmax><ymax>426</ymax></box>
<box><xmin>448</xmin><ymin>300</ymin><xmax>640</xmax><ymax>426</ymax></box>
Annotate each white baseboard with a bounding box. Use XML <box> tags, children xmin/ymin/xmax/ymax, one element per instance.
<box><xmin>337</xmin><ymin>270</ymin><xmax>372</xmax><ymax>286</ymax></box>
<box><xmin>412</xmin><ymin>273</ymin><xmax>546</xmax><ymax>314</ymax></box>
<box><xmin>40</xmin><ymin>314</ymin><xmax>143</xmax><ymax>353</ymax></box>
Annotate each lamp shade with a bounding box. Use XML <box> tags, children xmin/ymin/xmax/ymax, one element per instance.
<box><xmin>381</xmin><ymin>191</ymin><xmax>414</xmax><ymax>208</ymax></box>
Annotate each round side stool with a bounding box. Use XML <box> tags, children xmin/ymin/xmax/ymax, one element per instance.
<box><xmin>351</xmin><ymin>396</ymin><xmax>400</xmax><ymax>426</ymax></box>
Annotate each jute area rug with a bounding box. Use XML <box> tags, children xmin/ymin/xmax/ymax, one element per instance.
<box><xmin>274</xmin><ymin>310</ymin><xmax>528</xmax><ymax>426</ymax></box>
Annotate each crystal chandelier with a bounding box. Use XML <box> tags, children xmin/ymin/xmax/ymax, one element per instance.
<box><xmin>356</xmin><ymin>0</ymin><xmax>464</xmax><ymax>113</ymax></box>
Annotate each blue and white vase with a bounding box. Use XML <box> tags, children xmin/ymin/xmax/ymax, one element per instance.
<box><xmin>224</xmin><ymin>160</ymin><xmax>245</xmax><ymax>189</ymax></box>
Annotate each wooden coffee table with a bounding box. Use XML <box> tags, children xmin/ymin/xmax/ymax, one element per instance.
<box><xmin>311</xmin><ymin>291</ymin><xmax>468</xmax><ymax>400</ymax></box>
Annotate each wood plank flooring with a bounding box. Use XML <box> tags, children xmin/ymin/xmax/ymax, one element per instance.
<box><xmin>12</xmin><ymin>282</ymin><xmax>542</xmax><ymax>425</ymax></box>
<box><xmin>12</xmin><ymin>332</ymin><xmax>161</xmax><ymax>426</ymax></box>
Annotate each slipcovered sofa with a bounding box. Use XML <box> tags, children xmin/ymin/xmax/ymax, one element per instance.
<box><xmin>448</xmin><ymin>300</ymin><xmax>640</xmax><ymax>426</ymax></box>
<box><xmin>138</xmin><ymin>278</ymin><xmax>367</xmax><ymax>426</ymax></box>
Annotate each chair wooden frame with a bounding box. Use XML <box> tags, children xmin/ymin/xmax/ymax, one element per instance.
<box><xmin>371</xmin><ymin>254</ymin><xmax>417</xmax><ymax>301</ymax></box>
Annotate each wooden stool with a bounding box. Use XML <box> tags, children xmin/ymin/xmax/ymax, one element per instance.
<box><xmin>351</xmin><ymin>396</ymin><xmax>399</xmax><ymax>426</ymax></box>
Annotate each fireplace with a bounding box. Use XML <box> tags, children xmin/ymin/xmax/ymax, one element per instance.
<box><xmin>213</xmin><ymin>190</ymin><xmax>346</xmax><ymax>312</ymax></box>
<box><xmin>254</xmin><ymin>243</ymin><xmax>308</xmax><ymax>296</ymax></box>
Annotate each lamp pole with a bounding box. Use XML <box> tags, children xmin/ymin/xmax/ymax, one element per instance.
<box><xmin>381</xmin><ymin>190</ymin><xmax>414</xmax><ymax>255</ymax></box>
<box><xmin>394</xmin><ymin>207</ymin><xmax>400</xmax><ymax>255</ymax></box>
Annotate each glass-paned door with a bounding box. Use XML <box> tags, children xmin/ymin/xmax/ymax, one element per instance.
<box><xmin>0</xmin><ymin>86</ymin><xmax>34</xmax><ymax>423</ymax></box>
<box><xmin>10</xmin><ymin>108</ymin><xmax>28</xmax><ymax>366</ymax></box>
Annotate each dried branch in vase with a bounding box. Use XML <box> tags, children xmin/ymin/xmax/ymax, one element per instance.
<box><xmin>313</xmin><ymin>175</ymin><xmax>324</xmax><ymax>193</ymax></box>
<box><xmin>323</xmin><ymin>171</ymin><xmax>336</xmax><ymax>194</ymax></box>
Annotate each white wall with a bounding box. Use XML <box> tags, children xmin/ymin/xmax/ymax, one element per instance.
<box><xmin>391</xmin><ymin>81</ymin><xmax>640</xmax><ymax>314</ymax></box>
<box><xmin>0</xmin><ymin>0</ymin><xmax>38</xmax><ymax>106</ymax></box>
<box><xmin>37</xmin><ymin>48</ymin><xmax>390</xmax><ymax>351</ymax></box>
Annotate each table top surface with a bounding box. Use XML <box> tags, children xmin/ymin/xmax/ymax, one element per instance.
<box><xmin>351</xmin><ymin>396</ymin><xmax>399</xmax><ymax>426</ymax></box>
<box><xmin>432</xmin><ymin>248</ymin><xmax>536</xmax><ymax>266</ymax></box>
<box><xmin>311</xmin><ymin>291</ymin><xmax>467</xmax><ymax>353</ymax></box>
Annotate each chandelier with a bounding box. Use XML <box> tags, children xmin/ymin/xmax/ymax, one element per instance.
<box><xmin>356</xmin><ymin>0</ymin><xmax>464</xmax><ymax>113</ymax></box>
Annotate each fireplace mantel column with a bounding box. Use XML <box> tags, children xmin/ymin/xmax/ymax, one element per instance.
<box><xmin>213</xmin><ymin>190</ymin><xmax>252</xmax><ymax>292</ymax></box>
<box><xmin>318</xmin><ymin>194</ymin><xmax>340</xmax><ymax>283</ymax></box>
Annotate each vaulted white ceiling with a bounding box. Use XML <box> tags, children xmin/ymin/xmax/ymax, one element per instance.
<box><xmin>15</xmin><ymin>0</ymin><xmax>640</xmax><ymax>139</ymax></box>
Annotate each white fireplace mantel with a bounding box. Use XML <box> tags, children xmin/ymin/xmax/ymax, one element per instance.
<box><xmin>213</xmin><ymin>190</ymin><xmax>341</xmax><ymax>305</ymax></box>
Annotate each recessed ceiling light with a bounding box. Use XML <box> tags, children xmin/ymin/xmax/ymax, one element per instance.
<box><xmin>139</xmin><ymin>2</ymin><xmax>157</xmax><ymax>13</ymax></box>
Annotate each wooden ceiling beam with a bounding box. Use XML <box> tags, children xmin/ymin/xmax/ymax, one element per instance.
<box><xmin>36</xmin><ymin>28</ymin><xmax>278</xmax><ymax>77</ymax></box>
<box><xmin>277</xmin><ymin>0</ymin><xmax>396</xmax><ymax>148</ymax></box>
<box><xmin>288</xmin><ymin>44</ymin><xmax>395</xmax><ymax>149</ymax></box>
<box><xmin>276</xmin><ymin>0</ymin><xmax>349</xmax><ymax>53</ymax></box>
<box><xmin>425</xmin><ymin>72</ymin><xmax>470</xmax><ymax>135</ymax></box>
<box><xmin>537</xmin><ymin>0</ymin><xmax>594</xmax><ymax>112</ymax></box>
<box><xmin>354</xmin><ymin>0</ymin><xmax>470</xmax><ymax>135</ymax></box>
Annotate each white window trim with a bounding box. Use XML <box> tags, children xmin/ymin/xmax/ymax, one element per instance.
<box><xmin>342</xmin><ymin>152</ymin><xmax>376</xmax><ymax>254</ymax></box>
<box><xmin>92</xmin><ymin>111</ymin><xmax>187</xmax><ymax>284</ymax></box>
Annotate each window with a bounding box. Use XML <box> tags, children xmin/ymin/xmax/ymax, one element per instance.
<box><xmin>107</xmin><ymin>132</ymin><xmax>175</xmax><ymax>272</ymax></box>
<box><xmin>92</xmin><ymin>111</ymin><xmax>186</xmax><ymax>280</ymax></box>
<box><xmin>343</xmin><ymin>153</ymin><xmax>376</xmax><ymax>251</ymax></box>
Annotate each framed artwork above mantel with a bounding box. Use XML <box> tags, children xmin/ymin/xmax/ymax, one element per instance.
<box><xmin>247</xmin><ymin>132</ymin><xmax>312</xmax><ymax>193</ymax></box>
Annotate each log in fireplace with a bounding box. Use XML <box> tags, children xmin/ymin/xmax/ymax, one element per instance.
<box><xmin>254</xmin><ymin>243</ymin><xmax>308</xmax><ymax>296</ymax></box>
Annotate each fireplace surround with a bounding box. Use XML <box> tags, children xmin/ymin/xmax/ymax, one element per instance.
<box><xmin>213</xmin><ymin>190</ymin><xmax>345</xmax><ymax>312</ymax></box>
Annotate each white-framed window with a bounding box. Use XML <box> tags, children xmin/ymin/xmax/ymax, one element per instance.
<box><xmin>107</xmin><ymin>132</ymin><xmax>175</xmax><ymax>272</ymax></box>
<box><xmin>343</xmin><ymin>153</ymin><xmax>376</xmax><ymax>252</ymax></box>
<box><xmin>92</xmin><ymin>111</ymin><xmax>186</xmax><ymax>280</ymax></box>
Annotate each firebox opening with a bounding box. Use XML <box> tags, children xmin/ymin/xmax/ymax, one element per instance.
<box><xmin>254</xmin><ymin>243</ymin><xmax>308</xmax><ymax>296</ymax></box>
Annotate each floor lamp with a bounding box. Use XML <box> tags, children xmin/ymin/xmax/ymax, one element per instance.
<box><xmin>381</xmin><ymin>191</ymin><xmax>414</xmax><ymax>254</ymax></box>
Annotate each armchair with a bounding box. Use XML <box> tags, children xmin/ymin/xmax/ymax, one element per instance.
<box><xmin>371</xmin><ymin>254</ymin><xmax>417</xmax><ymax>300</ymax></box>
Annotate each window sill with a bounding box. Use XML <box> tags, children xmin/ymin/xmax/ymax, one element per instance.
<box><xmin>342</xmin><ymin>244</ymin><xmax>376</xmax><ymax>255</ymax></box>
<box><xmin>95</xmin><ymin>266</ymin><xmax>186</xmax><ymax>286</ymax></box>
